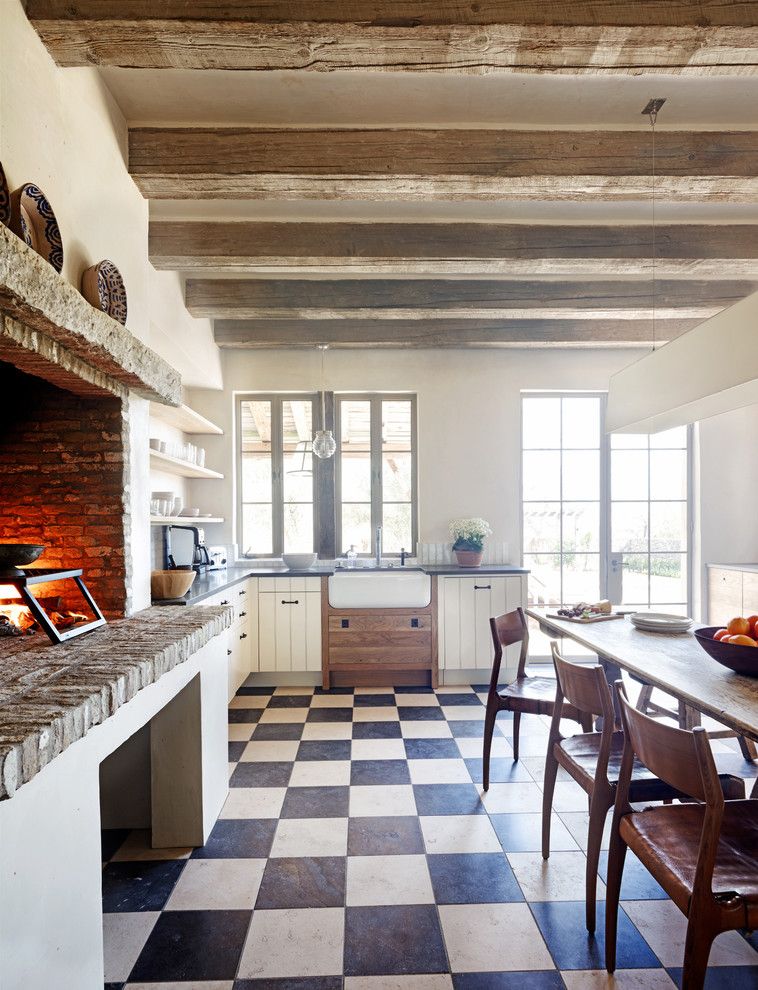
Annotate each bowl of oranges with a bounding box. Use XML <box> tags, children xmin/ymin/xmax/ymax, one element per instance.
<box><xmin>695</xmin><ymin>615</ymin><xmax>758</xmax><ymax>676</ymax></box>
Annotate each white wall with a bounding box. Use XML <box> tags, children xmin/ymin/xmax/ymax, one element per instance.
<box><xmin>0</xmin><ymin>0</ymin><xmax>222</xmax><ymax>608</ymax></box>
<box><xmin>187</xmin><ymin>347</ymin><xmax>646</xmax><ymax>559</ymax></box>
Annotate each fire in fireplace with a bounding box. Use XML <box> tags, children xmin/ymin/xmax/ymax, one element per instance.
<box><xmin>0</xmin><ymin>568</ymin><xmax>105</xmax><ymax>644</ymax></box>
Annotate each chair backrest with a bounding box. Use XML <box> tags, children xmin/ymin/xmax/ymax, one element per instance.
<box><xmin>615</xmin><ymin>680</ymin><xmax>720</xmax><ymax>804</ymax></box>
<box><xmin>488</xmin><ymin>608</ymin><xmax>528</xmax><ymax>688</ymax></box>
<box><xmin>551</xmin><ymin>642</ymin><xmax>615</xmax><ymax>724</ymax></box>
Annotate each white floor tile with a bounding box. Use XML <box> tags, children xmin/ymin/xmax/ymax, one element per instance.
<box><xmin>126</xmin><ymin>982</ymin><xmax>233</xmax><ymax>990</ymax></box>
<box><xmin>441</xmin><ymin>706</ymin><xmax>485</xmax><ymax>721</ymax></box>
<box><xmin>228</xmin><ymin>724</ymin><xmax>255</xmax><ymax>741</ymax></box>
<box><xmin>270</xmin><ymin>817</ymin><xmax>349</xmax><ymax>858</ymax></box>
<box><xmin>219</xmin><ymin>787</ymin><xmax>286</xmax><ymax>819</ymax></box>
<box><xmin>395</xmin><ymin>694</ymin><xmax>440</xmax><ymax>707</ymax></box>
<box><xmin>354</xmin><ymin>686</ymin><xmax>395</xmax><ymax>694</ymax></box>
<box><xmin>621</xmin><ymin>899</ymin><xmax>758</xmax><ymax>967</ymax></box>
<box><xmin>110</xmin><ymin>830</ymin><xmax>192</xmax><ymax>862</ymax></box>
<box><xmin>455</xmin><ymin>736</ymin><xmax>511</xmax><ymax>759</ymax></box>
<box><xmin>103</xmin><ymin>912</ymin><xmax>159</xmax><ymax>982</ymax></box>
<box><xmin>240</xmin><ymin>740</ymin><xmax>299</xmax><ymax>762</ymax></box>
<box><xmin>548</xmin><ymin>781</ymin><xmax>591</xmax><ymax>812</ymax></box>
<box><xmin>436</xmin><ymin>686</ymin><xmax>475</xmax><ymax>695</ymax></box>
<box><xmin>165</xmin><ymin>858</ymin><xmax>265</xmax><ymax>910</ymax></box>
<box><xmin>408</xmin><ymin>758</ymin><xmax>471</xmax><ymax>784</ymax></box>
<box><xmin>438</xmin><ymin>903</ymin><xmax>554</xmax><ymax>971</ymax></box>
<box><xmin>301</xmin><ymin>722</ymin><xmax>353</xmax><ymax>740</ymax></box>
<box><xmin>229</xmin><ymin>695</ymin><xmax>268</xmax><ymax>709</ymax></box>
<box><xmin>274</xmin><ymin>686</ymin><xmax>315</xmax><ymax>695</ymax></box>
<box><xmin>349</xmin><ymin>784</ymin><xmax>417</xmax><ymax>817</ymax></box>
<box><xmin>352</xmin><ymin>706</ymin><xmax>400</xmax><ymax>722</ymax></box>
<box><xmin>401</xmin><ymin>721</ymin><xmax>453</xmax><ymax>739</ymax></box>
<box><xmin>238</xmin><ymin>907</ymin><xmax>345</xmax><ymax>978</ymax></box>
<box><xmin>311</xmin><ymin>694</ymin><xmax>356</xmax><ymax>707</ymax></box>
<box><xmin>345</xmin><ymin>978</ymin><xmax>453</xmax><ymax>989</ymax></box>
<box><xmin>479</xmin><ymin>781</ymin><xmax>544</xmax><ymax>813</ymax></box>
<box><xmin>289</xmin><ymin>760</ymin><xmax>352</xmax><ymax>787</ymax></box>
<box><xmin>558</xmin><ymin>810</ymin><xmax>612</xmax><ymax>852</ymax></box>
<box><xmin>346</xmin><ymin>854</ymin><xmax>434</xmax><ymax>906</ymax></box>
<box><xmin>420</xmin><ymin>814</ymin><xmax>501</xmax><ymax>854</ymax></box>
<box><xmin>561</xmin><ymin>970</ymin><xmax>677</xmax><ymax>990</ymax></box>
<box><xmin>258</xmin><ymin>707</ymin><xmax>309</xmax><ymax>723</ymax></box>
<box><xmin>507</xmin><ymin>850</ymin><xmax>605</xmax><ymax>901</ymax></box>
<box><xmin>351</xmin><ymin>738</ymin><xmax>407</xmax><ymax>760</ymax></box>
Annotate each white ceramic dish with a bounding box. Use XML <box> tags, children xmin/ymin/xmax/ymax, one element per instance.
<box><xmin>630</xmin><ymin>612</ymin><xmax>693</xmax><ymax>632</ymax></box>
<box><xmin>282</xmin><ymin>553</ymin><xmax>317</xmax><ymax>570</ymax></box>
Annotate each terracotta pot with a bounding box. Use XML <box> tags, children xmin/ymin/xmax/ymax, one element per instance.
<box><xmin>454</xmin><ymin>549</ymin><xmax>483</xmax><ymax>567</ymax></box>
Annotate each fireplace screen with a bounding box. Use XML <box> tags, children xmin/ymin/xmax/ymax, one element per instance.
<box><xmin>0</xmin><ymin>568</ymin><xmax>106</xmax><ymax>644</ymax></box>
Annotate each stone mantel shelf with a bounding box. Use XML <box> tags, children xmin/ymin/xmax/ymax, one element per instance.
<box><xmin>0</xmin><ymin>224</ymin><xmax>180</xmax><ymax>404</ymax></box>
<box><xmin>0</xmin><ymin>604</ymin><xmax>232</xmax><ymax>800</ymax></box>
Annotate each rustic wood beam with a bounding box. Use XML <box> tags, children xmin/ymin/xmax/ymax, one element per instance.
<box><xmin>150</xmin><ymin>222</ymin><xmax>758</xmax><ymax>279</ymax></box>
<box><xmin>129</xmin><ymin>129</ymin><xmax>758</xmax><ymax>203</ymax></box>
<box><xmin>185</xmin><ymin>277</ymin><xmax>755</xmax><ymax>321</ymax></box>
<box><xmin>26</xmin><ymin>2</ymin><xmax>758</xmax><ymax>73</ymax></box>
<box><xmin>213</xmin><ymin>317</ymin><xmax>699</xmax><ymax>348</ymax></box>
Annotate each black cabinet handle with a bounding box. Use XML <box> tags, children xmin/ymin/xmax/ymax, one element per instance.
<box><xmin>281</xmin><ymin>599</ymin><xmax>300</xmax><ymax>605</ymax></box>
<box><xmin>240</xmin><ymin>611</ymin><xmax>247</xmax><ymax>618</ymax></box>
<box><xmin>240</xmin><ymin>632</ymin><xmax>248</xmax><ymax>640</ymax></box>
<box><xmin>227</xmin><ymin>649</ymin><xmax>232</xmax><ymax>656</ymax></box>
<box><xmin>411</xmin><ymin>618</ymin><xmax>420</xmax><ymax>628</ymax></box>
<box><xmin>239</xmin><ymin>589</ymin><xmax>246</xmax><ymax>596</ymax></box>
<box><xmin>474</xmin><ymin>584</ymin><xmax>491</xmax><ymax>590</ymax></box>
<box><xmin>221</xmin><ymin>599</ymin><xmax>230</xmax><ymax>605</ymax></box>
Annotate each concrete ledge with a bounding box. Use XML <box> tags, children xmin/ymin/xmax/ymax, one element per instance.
<box><xmin>0</xmin><ymin>225</ymin><xmax>180</xmax><ymax>404</ymax></box>
<box><xmin>0</xmin><ymin>605</ymin><xmax>232</xmax><ymax>799</ymax></box>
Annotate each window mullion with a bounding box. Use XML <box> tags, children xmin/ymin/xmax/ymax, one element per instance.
<box><xmin>272</xmin><ymin>398</ymin><xmax>285</xmax><ymax>557</ymax></box>
<box><xmin>370</xmin><ymin>395</ymin><xmax>383</xmax><ymax>541</ymax></box>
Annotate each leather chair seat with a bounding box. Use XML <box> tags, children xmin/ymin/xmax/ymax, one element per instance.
<box><xmin>620</xmin><ymin>801</ymin><xmax>758</xmax><ymax>927</ymax></box>
<box><xmin>499</xmin><ymin>676</ymin><xmax>583</xmax><ymax>719</ymax></box>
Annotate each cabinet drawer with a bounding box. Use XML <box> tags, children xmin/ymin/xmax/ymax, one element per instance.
<box><xmin>259</xmin><ymin>576</ymin><xmax>322</xmax><ymax>594</ymax></box>
<box><xmin>328</xmin><ymin>613</ymin><xmax>431</xmax><ymax>665</ymax></box>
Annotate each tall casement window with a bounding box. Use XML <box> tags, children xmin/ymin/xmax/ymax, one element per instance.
<box><xmin>237</xmin><ymin>395</ymin><xmax>317</xmax><ymax>557</ymax></box>
<box><xmin>521</xmin><ymin>392</ymin><xmax>691</xmax><ymax>653</ymax></box>
<box><xmin>336</xmin><ymin>395</ymin><xmax>417</xmax><ymax>556</ymax></box>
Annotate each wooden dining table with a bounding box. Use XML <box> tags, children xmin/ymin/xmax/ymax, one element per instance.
<box><xmin>527</xmin><ymin>608</ymin><xmax>758</xmax><ymax>745</ymax></box>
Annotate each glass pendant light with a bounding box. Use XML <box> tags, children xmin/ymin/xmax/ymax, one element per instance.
<box><xmin>312</xmin><ymin>343</ymin><xmax>336</xmax><ymax>459</ymax></box>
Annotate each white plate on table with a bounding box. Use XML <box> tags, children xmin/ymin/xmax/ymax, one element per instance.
<box><xmin>630</xmin><ymin>612</ymin><xmax>693</xmax><ymax>633</ymax></box>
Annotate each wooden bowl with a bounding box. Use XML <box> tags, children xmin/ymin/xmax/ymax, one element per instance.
<box><xmin>9</xmin><ymin>183</ymin><xmax>63</xmax><ymax>272</ymax></box>
<box><xmin>81</xmin><ymin>260</ymin><xmax>127</xmax><ymax>325</ymax></box>
<box><xmin>694</xmin><ymin>626</ymin><xmax>758</xmax><ymax>677</ymax></box>
<box><xmin>0</xmin><ymin>162</ymin><xmax>9</xmax><ymax>227</ymax></box>
<box><xmin>150</xmin><ymin>569</ymin><xmax>196</xmax><ymax>601</ymax></box>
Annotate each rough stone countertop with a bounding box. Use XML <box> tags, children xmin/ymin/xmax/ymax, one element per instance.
<box><xmin>0</xmin><ymin>605</ymin><xmax>232</xmax><ymax>801</ymax></box>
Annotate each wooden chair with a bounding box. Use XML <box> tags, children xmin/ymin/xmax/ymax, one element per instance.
<box><xmin>606</xmin><ymin>681</ymin><xmax>755</xmax><ymax>990</ymax></box>
<box><xmin>482</xmin><ymin>608</ymin><xmax>593</xmax><ymax>790</ymax></box>
<box><xmin>542</xmin><ymin>642</ymin><xmax>746</xmax><ymax>935</ymax></box>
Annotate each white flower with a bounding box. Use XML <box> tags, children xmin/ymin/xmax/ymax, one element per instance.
<box><xmin>449</xmin><ymin>517</ymin><xmax>493</xmax><ymax>543</ymax></box>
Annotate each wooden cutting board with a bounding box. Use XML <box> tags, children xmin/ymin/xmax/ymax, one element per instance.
<box><xmin>546</xmin><ymin>612</ymin><xmax>626</xmax><ymax>624</ymax></box>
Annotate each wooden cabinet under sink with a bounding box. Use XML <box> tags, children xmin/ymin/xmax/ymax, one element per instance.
<box><xmin>321</xmin><ymin>575</ymin><xmax>438</xmax><ymax>689</ymax></box>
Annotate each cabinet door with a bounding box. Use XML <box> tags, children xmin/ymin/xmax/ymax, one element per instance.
<box><xmin>258</xmin><ymin>589</ymin><xmax>322</xmax><ymax>672</ymax></box>
<box><xmin>440</xmin><ymin>576</ymin><xmax>527</xmax><ymax>671</ymax></box>
<box><xmin>741</xmin><ymin>571</ymin><xmax>758</xmax><ymax>617</ymax></box>
<box><xmin>290</xmin><ymin>593</ymin><xmax>323</xmax><ymax>672</ymax></box>
<box><xmin>708</xmin><ymin>568</ymin><xmax>742</xmax><ymax>625</ymax></box>
<box><xmin>258</xmin><ymin>591</ymin><xmax>278</xmax><ymax>672</ymax></box>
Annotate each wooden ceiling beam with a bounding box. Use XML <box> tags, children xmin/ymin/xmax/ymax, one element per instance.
<box><xmin>129</xmin><ymin>129</ymin><xmax>758</xmax><ymax>202</ymax></box>
<box><xmin>213</xmin><ymin>317</ymin><xmax>699</xmax><ymax>348</ymax></box>
<box><xmin>150</xmin><ymin>222</ymin><xmax>758</xmax><ymax>279</ymax></box>
<box><xmin>26</xmin><ymin>2</ymin><xmax>758</xmax><ymax>73</ymax></box>
<box><xmin>185</xmin><ymin>277</ymin><xmax>755</xmax><ymax>320</ymax></box>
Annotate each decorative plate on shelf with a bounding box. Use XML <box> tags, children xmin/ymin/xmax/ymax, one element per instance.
<box><xmin>9</xmin><ymin>183</ymin><xmax>64</xmax><ymax>272</ymax></box>
<box><xmin>81</xmin><ymin>259</ymin><xmax>128</xmax><ymax>324</ymax></box>
<box><xmin>0</xmin><ymin>162</ymin><xmax>10</xmax><ymax>227</ymax></box>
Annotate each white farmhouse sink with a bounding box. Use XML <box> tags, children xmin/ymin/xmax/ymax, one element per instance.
<box><xmin>328</xmin><ymin>570</ymin><xmax>431</xmax><ymax>608</ymax></box>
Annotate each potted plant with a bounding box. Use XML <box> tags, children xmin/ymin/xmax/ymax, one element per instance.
<box><xmin>449</xmin><ymin>517</ymin><xmax>492</xmax><ymax>567</ymax></box>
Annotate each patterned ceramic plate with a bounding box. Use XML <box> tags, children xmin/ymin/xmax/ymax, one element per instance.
<box><xmin>9</xmin><ymin>183</ymin><xmax>64</xmax><ymax>272</ymax></box>
<box><xmin>81</xmin><ymin>259</ymin><xmax>128</xmax><ymax>325</ymax></box>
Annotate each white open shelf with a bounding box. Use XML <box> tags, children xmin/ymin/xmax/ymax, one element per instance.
<box><xmin>150</xmin><ymin>516</ymin><xmax>224</xmax><ymax>525</ymax></box>
<box><xmin>149</xmin><ymin>449</ymin><xmax>224</xmax><ymax>480</ymax></box>
<box><xmin>150</xmin><ymin>402</ymin><xmax>223</xmax><ymax>436</ymax></box>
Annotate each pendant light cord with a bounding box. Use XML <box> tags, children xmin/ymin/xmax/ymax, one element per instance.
<box><xmin>649</xmin><ymin>107</ymin><xmax>658</xmax><ymax>352</ymax></box>
<box><xmin>319</xmin><ymin>343</ymin><xmax>327</xmax><ymax>428</ymax></box>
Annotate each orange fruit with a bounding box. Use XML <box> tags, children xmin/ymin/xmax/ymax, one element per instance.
<box><xmin>728</xmin><ymin>634</ymin><xmax>758</xmax><ymax>647</ymax></box>
<box><xmin>747</xmin><ymin>615</ymin><xmax>758</xmax><ymax>634</ymax></box>
<box><xmin>726</xmin><ymin>616</ymin><xmax>751</xmax><ymax>636</ymax></box>
<box><xmin>713</xmin><ymin>629</ymin><xmax>730</xmax><ymax>641</ymax></box>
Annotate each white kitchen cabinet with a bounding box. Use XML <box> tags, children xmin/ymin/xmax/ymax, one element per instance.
<box><xmin>438</xmin><ymin>574</ymin><xmax>527</xmax><ymax>674</ymax></box>
<box><xmin>197</xmin><ymin>578</ymin><xmax>258</xmax><ymax>698</ymax></box>
<box><xmin>258</xmin><ymin>577</ymin><xmax>322</xmax><ymax>672</ymax></box>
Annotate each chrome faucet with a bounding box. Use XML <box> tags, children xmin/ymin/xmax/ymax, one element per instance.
<box><xmin>375</xmin><ymin>526</ymin><xmax>382</xmax><ymax>566</ymax></box>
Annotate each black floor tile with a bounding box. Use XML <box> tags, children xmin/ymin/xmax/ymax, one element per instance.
<box><xmin>347</xmin><ymin>816</ymin><xmax>425</xmax><ymax>856</ymax></box>
<box><xmin>307</xmin><ymin>707</ymin><xmax>354</xmax><ymax>723</ymax></box>
<box><xmin>427</xmin><ymin>852</ymin><xmax>524</xmax><ymax>903</ymax></box>
<box><xmin>101</xmin><ymin>828</ymin><xmax>130</xmax><ymax>863</ymax></box>
<box><xmin>449</xmin><ymin>720</ymin><xmax>489</xmax><ymax>737</ymax></box>
<box><xmin>344</xmin><ymin>904</ymin><xmax>448</xmax><ymax>976</ymax></box>
<box><xmin>489</xmin><ymin>813</ymin><xmax>558</xmax><ymax>853</ymax></box>
<box><xmin>104</xmin><ymin>983</ymin><xmax>124</xmax><ymax>990</ymax></box>
<box><xmin>129</xmin><ymin>909</ymin><xmax>250</xmax><ymax>982</ymax></box>
<box><xmin>235</xmin><ymin>979</ymin><xmax>343</xmax><ymax>989</ymax></box>
<box><xmin>666</xmin><ymin>966</ymin><xmax>758</xmax><ymax>989</ymax></box>
<box><xmin>465</xmin><ymin>758</ymin><xmax>532</xmax><ymax>784</ymax></box>
<box><xmin>413</xmin><ymin>783</ymin><xmax>485</xmax><ymax>816</ymax></box>
<box><xmin>350</xmin><ymin>759</ymin><xmax>411</xmax><ymax>785</ymax></box>
<box><xmin>253</xmin><ymin>722</ymin><xmax>304</xmax><ymax>741</ymax></box>
<box><xmin>352</xmin><ymin>721</ymin><xmax>402</xmax><ymax>739</ymax></box>
<box><xmin>296</xmin><ymin>740</ymin><xmax>352</xmax><ymax>761</ymax></box>
<box><xmin>255</xmin><ymin>856</ymin><xmax>346</xmax><ymax>909</ymax></box>
<box><xmin>314</xmin><ymin>686</ymin><xmax>354</xmax><ymax>695</ymax></box>
<box><xmin>102</xmin><ymin>860</ymin><xmax>186</xmax><ymax>913</ymax></box>
<box><xmin>354</xmin><ymin>693</ymin><xmax>396</xmax><ymax>706</ymax></box>
<box><xmin>453</xmin><ymin>974</ymin><xmax>565</xmax><ymax>990</ymax></box>
<box><xmin>438</xmin><ymin>693</ymin><xmax>484</xmax><ymax>706</ymax></box>
<box><xmin>404</xmin><ymin>738</ymin><xmax>461</xmax><ymax>760</ymax></box>
<box><xmin>267</xmin><ymin>694</ymin><xmax>313</xmax><ymax>709</ymax></box>
<box><xmin>228</xmin><ymin>708</ymin><xmax>263</xmax><ymax>724</ymax></box>
<box><xmin>395</xmin><ymin>685</ymin><xmax>434</xmax><ymax>693</ymax></box>
<box><xmin>237</xmin><ymin>685</ymin><xmax>275</xmax><ymax>695</ymax></box>
<box><xmin>598</xmin><ymin>850</ymin><xmax>668</xmax><ymax>899</ymax></box>
<box><xmin>398</xmin><ymin>706</ymin><xmax>445</xmax><ymax>721</ymax></box>
<box><xmin>228</xmin><ymin>741</ymin><xmax>247</xmax><ymax>762</ymax></box>
<box><xmin>230</xmin><ymin>761</ymin><xmax>293</xmax><ymax>788</ymax></box>
<box><xmin>191</xmin><ymin>819</ymin><xmax>277</xmax><ymax>859</ymax></box>
<box><xmin>280</xmin><ymin>785</ymin><xmax>351</xmax><ymax>819</ymax></box>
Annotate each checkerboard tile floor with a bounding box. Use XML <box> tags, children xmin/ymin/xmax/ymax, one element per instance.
<box><xmin>102</xmin><ymin>682</ymin><xmax>758</xmax><ymax>989</ymax></box>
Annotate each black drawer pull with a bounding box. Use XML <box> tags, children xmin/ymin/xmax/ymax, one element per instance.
<box><xmin>341</xmin><ymin>618</ymin><xmax>349</xmax><ymax>628</ymax></box>
<box><xmin>227</xmin><ymin>649</ymin><xmax>232</xmax><ymax>656</ymax></box>
<box><xmin>239</xmin><ymin>611</ymin><xmax>247</xmax><ymax>618</ymax></box>
<box><xmin>240</xmin><ymin>632</ymin><xmax>248</xmax><ymax>640</ymax></box>
<box><xmin>239</xmin><ymin>589</ymin><xmax>246</xmax><ymax>596</ymax></box>
<box><xmin>411</xmin><ymin>618</ymin><xmax>420</xmax><ymax>628</ymax></box>
<box><xmin>474</xmin><ymin>585</ymin><xmax>491</xmax><ymax>590</ymax></box>
<box><xmin>221</xmin><ymin>599</ymin><xmax>230</xmax><ymax>605</ymax></box>
<box><xmin>281</xmin><ymin>599</ymin><xmax>300</xmax><ymax>605</ymax></box>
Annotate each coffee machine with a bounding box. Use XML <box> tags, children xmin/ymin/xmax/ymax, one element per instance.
<box><xmin>163</xmin><ymin>525</ymin><xmax>219</xmax><ymax>573</ymax></box>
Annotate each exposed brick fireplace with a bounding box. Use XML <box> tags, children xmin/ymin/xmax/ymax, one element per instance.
<box><xmin>0</xmin><ymin>361</ymin><xmax>130</xmax><ymax>619</ymax></box>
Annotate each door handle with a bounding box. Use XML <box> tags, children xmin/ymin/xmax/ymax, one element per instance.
<box><xmin>240</xmin><ymin>632</ymin><xmax>248</xmax><ymax>640</ymax></box>
<box><xmin>221</xmin><ymin>599</ymin><xmax>230</xmax><ymax>605</ymax></box>
<box><xmin>239</xmin><ymin>611</ymin><xmax>247</xmax><ymax>617</ymax></box>
<box><xmin>281</xmin><ymin>599</ymin><xmax>300</xmax><ymax>605</ymax></box>
<box><xmin>474</xmin><ymin>584</ymin><xmax>491</xmax><ymax>590</ymax></box>
<box><xmin>226</xmin><ymin>649</ymin><xmax>232</xmax><ymax>656</ymax></box>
